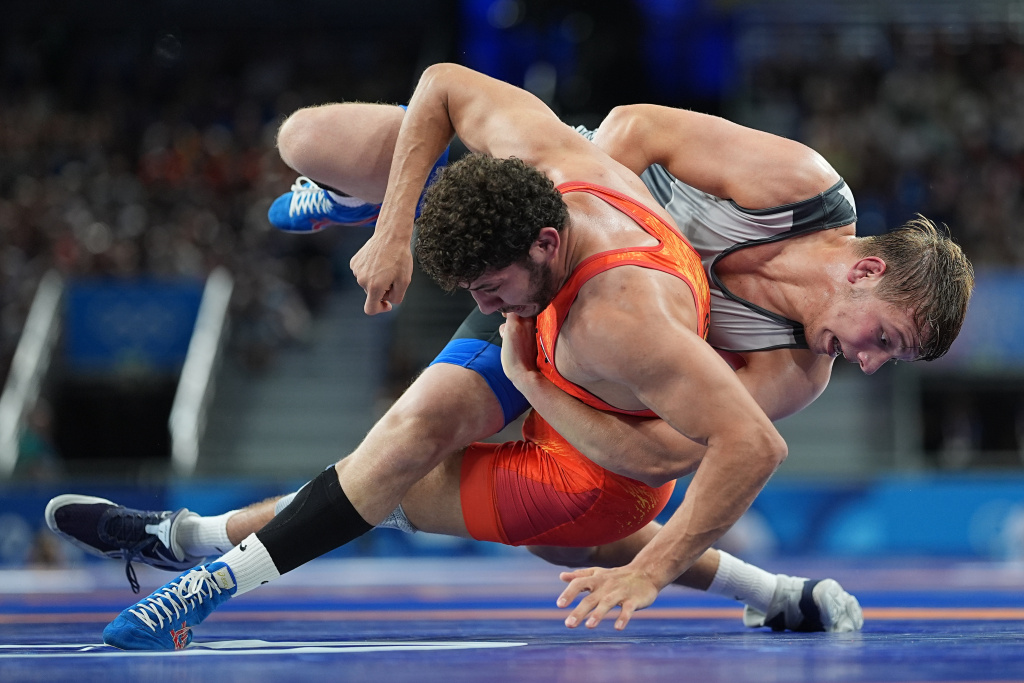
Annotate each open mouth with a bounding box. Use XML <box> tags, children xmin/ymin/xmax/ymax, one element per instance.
<box><xmin>830</xmin><ymin>336</ymin><xmax>845</xmax><ymax>359</ymax></box>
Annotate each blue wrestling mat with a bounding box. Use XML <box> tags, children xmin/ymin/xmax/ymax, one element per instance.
<box><xmin>4</xmin><ymin>555</ymin><xmax>1024</xmax><ymax>682</ymax></box>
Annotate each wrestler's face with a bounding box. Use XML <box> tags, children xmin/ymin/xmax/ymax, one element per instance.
<box><xmin>467</xmin><ymin>259</ymin><xmax>559</xmax><ymax>317</ymax></box>
<box><xmin>812</xmin><ymin>289</ymin><xmax>922</xmax><ymax>375</ymax></box>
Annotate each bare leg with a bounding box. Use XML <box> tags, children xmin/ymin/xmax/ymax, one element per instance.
<box><xmin>275</xmin><ymin>103</ymin><xmax>405</xmax><ymax>203</ymax></box>
<box><xmin>225</xmin><ymin>498</ymin><xmax>281</xmax><ymax>546</ymax></box>
<box><xmin>528</xmin><ymin>522</ymin><xmax>720</xmax><ymax>591</ymax></box>
<box><xmin>212</xmin><ymin>363</ymin><xmax>501</xmax><ymax>544</ymax></box>
<box><xmin>335</xmin><ymin>362</ymin><xmax>505</xmax><ymax>526</ymax></box>
<box><xmin>387</xmin><ymin>451</ymin><xmax>472</xmax><ymax>539</ymax></box>
<box><xmin>212</xmin><ymin>502</ymin><xmax>723</xmax><ymax>589</ymax></box>
<box><xmin>212</xmin><ymin>442</ymin><xmax>473</xmax><ymax>552</ymax></box>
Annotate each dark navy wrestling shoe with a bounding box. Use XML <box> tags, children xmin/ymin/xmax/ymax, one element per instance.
<box><xmin>45</xmin><ymin>494</ymin><xmax>203</xmax><ymax>592</ymax></box>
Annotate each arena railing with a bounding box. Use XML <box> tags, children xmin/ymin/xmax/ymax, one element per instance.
<box><xmin>169</xmin><ymin>266</ymin><xmax>234</xmax><ymax>476</ymax></box>
<box><xmin>0</xmin><ymin>270</ymin><xmax>64</xmax><ymax>478</ymax></box>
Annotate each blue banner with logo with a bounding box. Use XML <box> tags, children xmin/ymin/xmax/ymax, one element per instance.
<box><xmin>64</xmin><ymin>278</ymin><xmax>204</xmax><ymax>374</ymax></box>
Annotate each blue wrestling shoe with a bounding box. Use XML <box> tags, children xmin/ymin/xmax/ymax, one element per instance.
<box><xmin>45</xmin><ymin>494</ymin><xmax>203</xmax><ymax>593</ymax></box>
<box><xmin>267</xmin><ymin>176</ymin><xmax>380</xmax><ymax>232</ymax></box>
<box><xmin>743</xmin><ymin>575</ymin><xmax>863</xmax><ymax>632</ymax></box>
<box><xmin>103</xmin><ymin>562</ymin><xmax>237</xmax><ymax>650</ymax></box>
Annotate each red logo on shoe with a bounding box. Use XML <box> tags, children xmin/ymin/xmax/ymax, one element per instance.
<box><xmin>171</xmin><ymin>622</ymin><xmax>191</xmax><ymax>650</ymax></box>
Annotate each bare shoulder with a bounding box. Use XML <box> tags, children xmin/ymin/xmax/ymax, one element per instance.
<box><xmin>537</xmin><ymin>136</ymin><xmax>655</xmax><ymax>203</ymax></box>
<box><xmin>564</xmin><ymin>267</ymin><xmax>704</xmax><ymax>372</ymax></box>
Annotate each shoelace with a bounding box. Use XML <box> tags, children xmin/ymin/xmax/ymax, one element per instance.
<box><xmin>127</xmin><ymin>567</ymin><xmax>223</xmax><ymax>632</ymax></box>
<box><xmin>101</xmin><ymin>510</ymin><xmax>166</xmax><ymax>594</ymax></box>
<box><xmin>287</xmin><ymin>176</ymin><xmax>334</xmax><ymax>217</ymax></box>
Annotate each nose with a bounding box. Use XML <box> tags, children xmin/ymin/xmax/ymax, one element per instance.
<box><xmin>856</xmin><ymin>350</ymin><xmax>884</xmax><ymax>376</ymax></box>
<box><xmin>471</xmin><ymin>291</ymin><xmax>501</xmax><ymax>315</ymax></box>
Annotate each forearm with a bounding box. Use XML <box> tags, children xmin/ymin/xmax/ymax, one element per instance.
<box><xmin>376</xmin><ymin>65</ymin><xmax>458</xmax><ymax>237</ymax></box>
<box><xmin>516</xmin><ymin>371</ymin><xmax>703</xmax><ymax>486</ymax></box>
<box><xmin>626</xmin><ymin>440</ymin><xmax>785</xmax><ymax>588</ymax></box>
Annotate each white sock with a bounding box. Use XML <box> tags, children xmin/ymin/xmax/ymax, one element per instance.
<box><xmin>706</xmin><ymin>550</ymin><xmax>778</xmax><ymax>613</ymax></box>
<box><xmin>218</xmin><ymin>533</ymin><xmax>281</xmax><ymax>596</ymax></box>
<box><xmin>326</xmin><ymin>190</ymin><xmax>371</xmax><ymax>207</ymax></box>
<box><xmin>175</xmin><ymin>510</ymin><xmax>238</xmax><ymax>558</ymax></box>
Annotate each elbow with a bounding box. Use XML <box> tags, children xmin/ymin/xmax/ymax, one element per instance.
<box><xmin>601</xmin><ymin>104</ymin><xmax>649</xmax><ymax>139</ymax></box>
<box><xmin>595</xmin><ymin>105</ymin><xmax>652</xmax><ymax>174</ymax></box>
<box><xmin>600</xmin><ymin>436</ymin><xmax>696</xmax><ymax>489</ymax></box>
<box><xmin>601</xmin><ymin>104</ymin><xmax>634</xmax><ymax>128</ymax></box>
<box><xmin>416</xmin><ymin>62</ymin><xmax>461</xmax><ymax>96</ymax></box>
<box><xmin>717</xmin><ymin>423</ymin><xmax>788</xmax><ymax>480</ymax></box>
<box><xmin>758</xmin><ymin>426</ymin><xmax>788</xmax><ymax>472</ymax></box>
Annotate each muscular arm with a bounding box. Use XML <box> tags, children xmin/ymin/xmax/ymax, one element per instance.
<box><xmin>559</xmin><ymin>270</ymin><xmax>787</xmax><ymax>607</ymax></box>
<box><xmin>352</xmin><ymin>62</ymin><xmax>639</xmax><ymax>313</ymax></box>
<box><xmin>592</xmin><ymin>103</ymin><xmax>840</xmax><ymax>208</ymax></box>
<box><xmin>502</xmin><ymin>314</ymin><xmax>832</xmax><ymax>487</ymax></box>
<box><xmin>500</xmin><ymin>103</ymin><xmax>839</xmax><ymax>482</ymax></box>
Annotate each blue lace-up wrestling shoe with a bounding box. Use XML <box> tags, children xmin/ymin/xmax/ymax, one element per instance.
<box><xmin>267</xmin><ymin>176</ymin><xmax>381</xmax><ymax>232</ymax></box>
<box><xmin>743</xmin><ymin>575</ymin><xmax>864</xmax><ymax>632</ymax></box>
<box><xmin>103</xmin><ymin>562</ymin><xmax>238</xmax><ymax>650</ymax></box>
<box><xmin>45</xmin><ymin>494</ymin><xmax>204</xmax><ymax>593</ymax></box>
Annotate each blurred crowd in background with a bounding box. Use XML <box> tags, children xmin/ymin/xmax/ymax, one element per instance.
<box><xmin>2</xmin><ymin>1</ymin><xmax>1023</xmax><ymax>466</ymax></box>
<box><xmin>0</xmin><ymin>1</ymin><xmax>448</xmax><ymax>383</ymax></box>
<box><xmin>732</xmin><ymin>17</ymin><xmax>1024</xmax><ymax>264</ymax></box>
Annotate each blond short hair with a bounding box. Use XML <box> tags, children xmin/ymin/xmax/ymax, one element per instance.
<box><xmin>855</xmin><ymin>216</ymin><xmax>974</xmax><ymax>361</ymax></box>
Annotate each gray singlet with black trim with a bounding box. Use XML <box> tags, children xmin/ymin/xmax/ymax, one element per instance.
<box><xmin>642</xmin><ymin>164</ymin><xmax>857</xmax><ymax>352</ymax></box>
<box><xmin>574</xmin><ymin>125</ymin><xmax>857</xmax><ymax>353</ymax></box>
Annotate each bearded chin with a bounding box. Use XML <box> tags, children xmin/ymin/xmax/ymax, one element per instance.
<box><xmin>527</xmin><ymin>262</ymin><xmax>559</xmax><ymax>310</ymax></box>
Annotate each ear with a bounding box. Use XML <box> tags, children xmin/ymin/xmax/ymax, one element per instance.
<box><xmin>529</xmin><ymin>227</ymin><xmax>561</xmax><ymax>263</ymax></box>
<box><xmin>847</xmin><ymin>256</ymin><xmax>887</xmax><ymax>284</ymax></box>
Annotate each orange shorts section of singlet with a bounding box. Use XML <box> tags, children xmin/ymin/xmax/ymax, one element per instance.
<box><xmin>460</xmin><ymin>410</ymin><xmax>674</xmax><ymax>547</ymax></box>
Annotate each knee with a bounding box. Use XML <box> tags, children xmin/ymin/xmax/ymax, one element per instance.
<box><xmin>377</xmin><ymin>371</ymin><xmax>505</xmax><ymax>457</ymax></box>
<box><xmin>275</xmin><ymin>107</ymin><xmax>323</xmax><ymax>170</ymax></box>
<box><xmin>371</xmin><ymin>408</ymin><xmax>471</xmax><ymax>468</ymax></box>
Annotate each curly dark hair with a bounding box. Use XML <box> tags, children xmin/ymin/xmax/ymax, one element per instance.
<box><xmin>856</xmin><ymin>215</ymin><xmax>974</xmax><ymax>361</ymax></box>
<box><xmin>414</xmin><ymin>154</ymin><xmax>569</xmax><ymax>292</ymax></box>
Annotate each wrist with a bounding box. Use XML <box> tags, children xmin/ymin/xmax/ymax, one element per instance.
<box><xmin>511</xmin><ymin>367</ymin><xmax>551</xmax><ymax>397</ymax></box>
<box><xmin>629</xmin><ymin>548</ymin><xmax>684</xmax><ymax>590</ymax></box>
<box><xmin>375</xmin><ymin>202</ymin><xmax>417</xmax><ymax>238</ymax></box>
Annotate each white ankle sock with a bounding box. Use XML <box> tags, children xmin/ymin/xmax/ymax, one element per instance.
<box><xmin>176</xmin><ymin>510</ymin><xmax>238</xmax><ymax>558</ymax></box>
<box><xmin>326</xmin><ymin>190</ymin><xmax>370</xmax><ymax>207</ymax></box>
<box><xmin>706</xmin><ymin>550</ymin><xmax>778</xmax><ymax>613</ymax></box>
<box><xmin>218</xmin><ymin>533</ymin><xmax>281</xmax><ymax>596</ymax></box>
